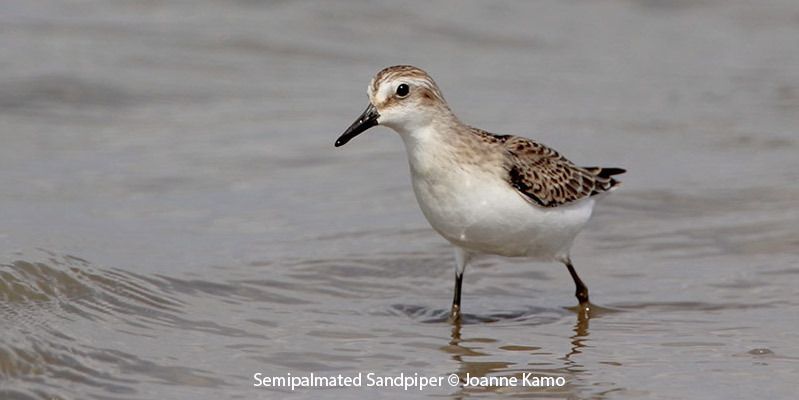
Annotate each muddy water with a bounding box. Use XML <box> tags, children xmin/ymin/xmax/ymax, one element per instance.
<box><xmin>1</xmin><ymin>1</ymin><xmax>798</xmax><ymax>399</ymax></box>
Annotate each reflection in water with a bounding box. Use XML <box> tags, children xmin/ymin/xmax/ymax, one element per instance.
<box><xmin>442</xmin><ymin>308</ymin><xmax>600</xmax><ymax>398</ymax></box>
<box><xmin>564</xmin><ymin>308</ymin><xmax>590</xmax><ymax>365</ymax></box>
<box><xmin>445</xmin><ymin>321</ymin><xmax>511</xmax><ymax>398</ymax></box>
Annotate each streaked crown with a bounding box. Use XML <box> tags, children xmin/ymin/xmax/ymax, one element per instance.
<box><xmin>367</xmin><ymin>65</ymin><xmax>453</xmax><ymax>131</ymax></box>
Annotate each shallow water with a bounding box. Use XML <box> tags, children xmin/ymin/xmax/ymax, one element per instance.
<box><xmin>2</xmin><ymin>0</ymin><xmax>798</xmax><ymax>399</ymax></box>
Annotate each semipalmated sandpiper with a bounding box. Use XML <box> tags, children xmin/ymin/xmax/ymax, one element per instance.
<box><xmin>335</xmin><ymin>65</ymin><xmax>625</xmax><ymax>321</ymax></box>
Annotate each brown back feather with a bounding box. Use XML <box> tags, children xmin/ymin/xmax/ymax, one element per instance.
<box><xmin>501</xmin><ymin>136</ymin><xmax>625</xmax><ymax>207</ymax></box>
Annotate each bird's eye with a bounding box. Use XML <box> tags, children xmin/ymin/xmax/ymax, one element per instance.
<box><xmin>395</xmin><ymin>83</ymin><xmax>410</xmax><ymax>98</ymax></box>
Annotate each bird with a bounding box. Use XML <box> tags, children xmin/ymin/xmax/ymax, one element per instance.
<box><xmin>334</xmin><ymin>65</ymin><xmax>625</xmax><ymax>321</ymax></box>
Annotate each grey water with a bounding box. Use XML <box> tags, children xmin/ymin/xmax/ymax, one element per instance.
<box><xmin>1</xmin><ymin>1</ymin><xmax>798</xmax><ymax>399</ymax></box>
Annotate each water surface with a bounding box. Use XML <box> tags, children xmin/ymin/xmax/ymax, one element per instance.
<box><xmin>1</xmin><ymin>1</ymin><xmax>798</xmax><ymax>399</ymax></box>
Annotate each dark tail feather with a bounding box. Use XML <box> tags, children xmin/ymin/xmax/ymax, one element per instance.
<box><xmin>583</xmin><ymin>167</ymin><xmax>626</xmax><ymax>193</ymax></box>
<box><xmin>583</xmin><ymin>167</ymin><xmax>626</xmax><ymax>178</ymax></box>
<box><xmin>598</xmin><ymin>167</ymin><xmax>625</xmax><ymax>179</ymax></box>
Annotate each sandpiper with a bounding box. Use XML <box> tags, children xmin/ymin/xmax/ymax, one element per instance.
<box><xmin>335</xmin><ymin>65</ymin><xmax>625</xmax><ymax>321</ymax></box>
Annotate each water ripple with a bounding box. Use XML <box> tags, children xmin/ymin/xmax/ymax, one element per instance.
<box><xmin>0</xmin><ymin>256</ymin><xmax>230</xmax><ymax>398</ymax></box>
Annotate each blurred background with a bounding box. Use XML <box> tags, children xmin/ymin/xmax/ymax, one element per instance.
<box><xmin>1</xmin><ymin>1</ymin><xmax>798</xmax><ymax>399</ymax></box>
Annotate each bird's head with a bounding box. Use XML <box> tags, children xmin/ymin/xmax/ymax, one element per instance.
<box><xmin>335</xmin><ymin>65</ymin><xmax>453</xmax><ymax>147</ymax></box>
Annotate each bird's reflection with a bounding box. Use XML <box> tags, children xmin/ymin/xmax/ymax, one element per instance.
<box><xmin>563</xmin><ymin>304</ymin><xmax>592</xmax><ymax>363</ymax></box>
<box><xmin>442</xmin><ymin>306</ymin><xmax>599</xmax><ymax>398</ymax></box>
<box><xmin>449</xmin><ymin>320</ymin><xmax>460</xmax><ymax>346</ymax></box>
<box><xmin>443</xmin><ymin>320</ymin><xmax>512</xmax><ymax>399</ymax></box>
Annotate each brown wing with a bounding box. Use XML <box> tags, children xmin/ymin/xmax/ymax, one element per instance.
<box><xmin>503</xmin><ymin>136</ymin><xmax>625</xmax><ymax>208</ymax></box>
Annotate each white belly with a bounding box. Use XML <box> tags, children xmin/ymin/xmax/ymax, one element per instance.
<box><xmin>410</xmin><ymin>168</ymin><xmax>594</xmax><ymax>260</ymax></box>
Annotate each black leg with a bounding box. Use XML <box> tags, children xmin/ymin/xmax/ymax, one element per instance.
<box><xmin>565</xmin><ymin>259</ymin><xmax>589</xmax><ymax>305</ymax></box>
<box><xmin>450</xmin><ymin>248</ymin><xmax>469</xmax><ymax>322</ymax></box>
<box><xmin>450</xmin><ymin>271</ymin><xmax>463</xmax><ymax>321</ymax></box>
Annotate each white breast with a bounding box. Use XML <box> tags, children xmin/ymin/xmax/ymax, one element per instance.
<box><xmin>402</xmin><ymin>130</ymin><xmax>594</xmax><ymax>260</ymax></box>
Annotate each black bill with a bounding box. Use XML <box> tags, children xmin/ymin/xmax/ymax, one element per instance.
<box><xmin>335</xmin><ymin>103</ymin><xmax>380</xmax><ymax>147</ymax></box>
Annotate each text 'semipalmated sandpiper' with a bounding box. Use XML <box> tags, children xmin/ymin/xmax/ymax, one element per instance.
<box><xmin>335</xmin><ymin>65</ymin><xmax>625</xmax><ymax>321</ymax></box>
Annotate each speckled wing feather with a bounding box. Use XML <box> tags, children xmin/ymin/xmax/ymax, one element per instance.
<box><xmin>501</xmin><ymin>136</ymin><xmax>625</xmax><ymax>208</ymax></box>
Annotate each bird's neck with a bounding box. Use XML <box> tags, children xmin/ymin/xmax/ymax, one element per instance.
<box><xmin>397</xmin><ymin>115</ymin><xmax>459</xmax><ymax>150</ymax></box>
<box><xmin>396</xmin><ymin>117</ymin><xmax>478</xmax><ymax>178</ymax></box>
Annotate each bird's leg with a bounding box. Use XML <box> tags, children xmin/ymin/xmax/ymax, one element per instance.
<box><xmin>564</xmin><ymin>258</ymin><xmax>589</xmax><ymax>306</ymax></box>
<box><xmin>450</xmin><ymin>271</ymin><xmax>463</xmax><ymax>321</ymax></box>
<box><xmin>449</xmin><ymin>248</ymin><xmax>470</xmax><ymax>322</ymax></box>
